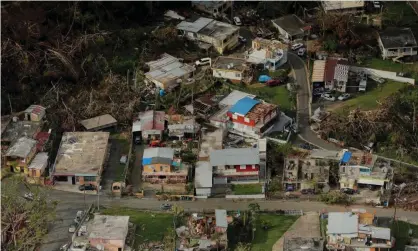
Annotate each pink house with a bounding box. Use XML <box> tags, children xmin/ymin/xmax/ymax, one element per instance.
<box><xmin>88</xmin><ymin>215</ymin><xmax>130</xmax><ymax>251</ymax></box>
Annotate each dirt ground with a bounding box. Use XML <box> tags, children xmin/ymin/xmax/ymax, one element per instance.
<box><xmin>272</xmin><ymin>212</ymin><xmax>321</xmax><ymax>251</ymax></box>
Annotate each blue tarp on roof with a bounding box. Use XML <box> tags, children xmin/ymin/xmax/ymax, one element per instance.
<box><xmin>341</xmin><ymin>151</ymin><xmax>352</xmax><ymax>163</ymax></box>
<box><xmin>229</xmin><ymin>97</ymin><xmax>260</xmax><ymax>115</ymax></box>
<box><xmin>142</xmin><ymin>157</ymin><xmax>152</xmax><ymax>165</ymax></box>
<box><xmin>258</xmin><ymin>75</ymin><xmax>271</xmax><ymax>83</ymax></box>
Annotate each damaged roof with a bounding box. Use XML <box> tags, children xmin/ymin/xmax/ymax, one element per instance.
<box><xmin>80</xmin><ymin>114</ymin><xmax>117</xmax><ymax>131</ymax></box>
<box><xmin>210</xmin><ymin>147</ymin><xmax>259</xmax><ymax>166</ymax></box>
<box><xmin>212</xmin><ymin>56</ymin><xmax>248</xmax><ymax>72</ymax></box>
<box><xmin>379</xmin><ymin>27</ymin><xmax>417</xmax><ymax>48</ymax></box>
<box><xmin>177</xmin><ymin>17</ymin><xmax>239</xmax><ymax>41</ymax></box>
<box><xmin>134</xmin><ymin>110</ymin><xmax>165</xmax><ymax>132</ymax></box>
<box><xmin>219</xmin><ymin>90</ymin><xmax>256</xmax><ymax>107</ymax></box>
<box><xmin>322</xmin><ymin>1</ymin><xmax>364</xmax><ymax>11</ymax></box>
<box><xmin>229</xmin><ymin>97</ymin><xmax>260</xmax><ymax>115</ymax></box>
<box><xmin>142</xmin><ymin>147</ymin><xmax>174</xmax><ymax>165</ymax></box>
<box><xmin>145</xmin><ymin>54</ymin><xmax>195</xmax><ymax>86</ymax></box>
<box><xmin>89</xmin><ymin>215</ymin><xmax>130</xmax><ymax>240</ymax></box>
<box><xmin>5</xmin><ymin>137</ymin><xmax>37</xmax><ymax>158</ymax></box>
<box><xmin>272</xmin><ymin>14</ymin><xmax>307</xmax><ymax>37</ymax></box>
<box><xmin>28</xmin><ymin>152</ymin><xmax>48</xmax><ymax>170</ymax></box>
<box><xmin>312</xmin><ymin>60</ymin><xmax>326</xmax><ymax>83</ymax></box>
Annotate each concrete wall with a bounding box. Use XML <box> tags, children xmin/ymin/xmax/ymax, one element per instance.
<box><xmin>213</xmin><ymin>69</ymin><xmax>243</xmax><ymax>81</ymax></box>
<box><xmin>350</xmin><ymin>66</ymin><xmax>415</xmax><ymax>85</ymax></box>
<box><xmin>89</xmin><ymin>238</ymin><xmax>125</xmax><ymax>251</ymax></box>
<box><xmin>225</xmin><ymin>194</ymin><xmax>265</xmax><ymax>199</ymax></box>
<box><xmin>196</xmin><ymin>187</ymin><xmax>211</xmax><ymax>196</ymax></box>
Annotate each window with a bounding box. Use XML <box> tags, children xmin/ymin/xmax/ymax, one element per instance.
<box><xmin>240</xmin><ymin>165</ymin><xmax>246</xmax><ymax>170</ymax></box>
<box><xmin>359</xmin><ymin>168</ymin><xmax>370</xmax><ymax>173</ymax></box>
<box><xmin>235</xmin><ymin>73</ymin><xmax>241</xmax><ymax>78</ymax></box>
<box><xmin>232</xmin><ymin>114</ymin><xmax>238</xmax><ymax>120</ymax></box>
<box><xmin>55</xmin><ymin>176</ymin><xmax>68</xmax><ymax>182</ymax></box>
<box><xmin>84</xmin><ymin>176</ymin><xmax>96</xmax><ymax>182</ymax></box>
<box><xmin>244</xmin><ymin>117</ymin><xmax>250</xmax><ymax>123</ymax></box>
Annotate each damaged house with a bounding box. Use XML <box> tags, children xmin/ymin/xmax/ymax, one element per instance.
<box><xmin>378</xmin><ymin>27</ymin><xmax>418</xmax><ymax>60</ymax></box>
<box><xmin>212</xmin><ymin>56</ymin><xmax>253</xmax><ymax>84</ymax></box>
<box><xmin>167</xmin><ymin>114</ymin><xmax>200</xmax><ymax>140</ymax></box>
<box><xmin>177</xmin><ymin>17</ymin><xmax>240</xmax><ymax>55</ymax></box>
<box><xmin>132</xmin><ymin>110</ymin><xmax>166</xmax><ymax>142</ymax></box>
<box><xmin>271</xmin><ymin>14</ymin><xmax>311</xmax><ymax>41</ymax></box>
<box><xmin>245</xmin><ymin>37</ymin><xmax>288</xmax><ymax>71</ymax></box>
<box><xmin>142</xmin><ymin>147</ymin><xmax>187</xmax><ymax>184</ymax></box>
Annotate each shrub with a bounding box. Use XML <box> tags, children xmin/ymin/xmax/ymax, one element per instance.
<box><xmin>319</xmin><ymin>191</ymin><xmax>353</xmax><ymax>205</ymax></box>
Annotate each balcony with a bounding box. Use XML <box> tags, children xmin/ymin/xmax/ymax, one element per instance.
<box><xmin>214</xmin><ymin>168</ymin><xmax>258</xmax><ymax>176</ymax></box>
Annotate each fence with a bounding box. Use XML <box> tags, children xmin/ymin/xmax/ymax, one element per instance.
<box><xmin>225</xmin><ymin>194</ymin><xmax>266</xmax><ymax>199</ymax></box>
<box><xmin>350</xmin><ymin>66</ymin><xmax>415</xmax><ymax>85</ymax></box>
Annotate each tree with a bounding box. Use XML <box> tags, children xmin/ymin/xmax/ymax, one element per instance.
<box><xmin>1</xmin><ymin>177</ymin><xmax>57</xmax><ymax>251</ymax></box>
<box><xmin>162</xmin><ymin>227</ymin><xmax>176</xmax><ymax>251</ymax></box>
<box><xmin>248</xmin><ymin>203</ymin><xmax>261</xmax><ymax>241</ymax></box>
<box><xmin>234</xmin><ymin>242</ymin><xmax>252</xmax><ymax>251</ymax></box>
<box><xmin>171</xmin><ymin>204</ymin><xmax>184</xmax><ymax>227</ymax></box>
<box><xmin>211</xmin><ymin>231</ymin><xmax>223</xmax><ymax>251</ymax></box>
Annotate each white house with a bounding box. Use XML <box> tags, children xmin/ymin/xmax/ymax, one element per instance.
<box><xmin>211</xmin><ymin>57</ymin><xmax>252</xmax><ymax>84</ymax></box>
<box><xmin>378</xmin><ymin>27</ymin><xmax>418</xmax><ymax>60</ymax></box>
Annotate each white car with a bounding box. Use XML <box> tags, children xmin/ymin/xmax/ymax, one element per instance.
<box><xmin>195</xmin><ymin>57</ymin><xmax>211</xmax><ymax>66</ymax></box>
<box><xmin>321</xmin><ymin>93</ymin><xmax>336</xmax><ymax>101</ymax></box>
<box><xmin>68</xmin><ymin>224</ymin><xmax>76</xmax><ymax>233</ymax></box>
<box><xmin>373</xmin><ymin>1</ymin><xmax>380</xmax><ymax>8</ymax></box>
<box><xmin>233</xmin><ymin>16</ymin><xmax>242</xmax><ymax>26</ymax></box>
<box><xmin>291</xmin><ymin>43</ymin><xmax>304</xmax><ymax>51</ymax></box>
<box><xmin>297</xmin><ymin>48</ymin><xmax>306</xmax><ymax>56</ymax></box>
<box><xmin>338</xmin><ymin>93</ymin><xmax>351</xmax><ymax>101</ymax></box>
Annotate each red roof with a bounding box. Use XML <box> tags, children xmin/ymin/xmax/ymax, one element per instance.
<box><xmin>35</xmin><ymin>132</ymin><xmax>50</xmax><ymax>151</ymax></box>
<box><xmin>324</xmin><ymin>58</ymin><xmax>338</xmax><ymax>83</ymax></box>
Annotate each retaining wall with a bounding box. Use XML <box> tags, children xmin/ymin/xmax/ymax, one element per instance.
<box><xmin>225</xmin><ymin>194</ymin><xmax>266</xmax><ymax>199</ymax></box>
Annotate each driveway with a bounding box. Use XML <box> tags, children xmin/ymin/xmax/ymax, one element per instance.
<box><xmin>287</xmin><ymin>53</ymin><xmax>342</xmax><ymax>151</ymax></box>
<box><xmin>129</xmin><ymin>144</ymin><xmax>145</xmax><ymax>193</ymax></box>
<box><xmin>101</xmin><ymin>139</ymin><xmax>127</xmax><ymax>192</ymax></box>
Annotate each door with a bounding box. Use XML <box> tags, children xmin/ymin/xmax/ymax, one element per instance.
<box><xmin>72</xmin><ymin>176</ymin><xmax>76</xmax><ymax>185</ymax></box>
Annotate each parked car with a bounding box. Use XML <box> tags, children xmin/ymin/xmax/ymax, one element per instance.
<box><xmin>338</xmin><ymin>93</ymin><xmax>351</xmax><ymax>101</ymax></box>
<box><xmin>233</xmin><ymin>16</ymin><xmax>242</xmax><ymax>26</ymax></box>
<box><xmin>68</xmin><ymin>224</ymin><xmax>76</xmax><ymax>233</ymax></box>
<box><xmin>78</xmin><ymin>184</ymin><xmax>96</xmax><ymax>191</ymax></box>
<box><xmin>195</xmin><ymin>57</ymin><xmax>211</xmax><ymax>66</ymax></box>
<box><xmin>297</xmin><ymin>48</ymin><xmax>306</xmax><ymax>56</ymax></box>
<box><xmin>299</xmin><ymin>143</ymin><xmax>314</xmax><ymax>150</ymax></box>
<box><xmin>291</xmin><ymin>43</ymin><xmax>304</xmax><ymax>51</ymax></box>
<box><xmin>160</xmin><ymin>203</ymin><xmax>172</xmax><ymax>210</ymax></box>
<box><xmin>340</xmin><ymin>188</ymin><xmax>356</xmax><ymax>195</ymax></box>
<box><xmin>265</xmin><ymin>79</ymin><xmax>282</xmax><ymax>87</ymax></box>
<box><xmin>238</xmin><ymin>35</ymin><xmax>247</xmax><ymax>43</ymax></box>
<box><xmin>120</xmin><ymin>155</ymin><xmax>128</xmax><ymax>165</ymax></box>
<box><xmin>301</xmin><ymin>188</ymin><xmax>316</xmax><ymax>195</ymax></box>
<box><xmin>321</xmin><ymin>93</ymin><xmax>336</xmax><ymax>101</ymax></box>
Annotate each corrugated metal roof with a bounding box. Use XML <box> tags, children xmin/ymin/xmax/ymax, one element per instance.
<box><xmin>312</xmin><ymin>60</ymin><xmax>326</xmax><ymax>83</ymax></box>
<box><xmin>327</xmin><ymin>212</ymin><xmax>358</xmax><ymax>234</ymax></box>
<box><xmin>228</xmin><ymin>97</ymin><xmax>260</xmax><ymax>115</ymax></box>
<box><xmin>5</xmin><ymin>137</ymin><xmax>37</xmax><ymax>158</ymax></box>
<box><xmin>135</xmin><ymin>110</ymin><xmax>165</xmax><ymax>132</ymax></box>
<box><xmin>210</xmin><ymin>147</ymin><xmax>259</xmax><ymax>166</ymax></box>
<box><xmin>28</xmin><ymin>152</ymin><xmax>48</xmax><ymax>170</ymax></box>
<box><xmin>219</xmin><ymin>90</ymin><xmax>256</xmax><ymax>107</ymax></box>
<box><xmin>177</xmin><ymin>17</ymin><xmax>213</xmax><ymax>33</ymax></box>
<box><xmin>371</xmin><ymin>227</ymin><xmax>391</xmax><ymax>240</ymax></box>
<box><xmin>195</xmin><ymin>161</ymin><xmax>213</xmax><ymax>188</ymax></box>
<box><xmin>322</xmin><ymin>1</ymin><xmax>364</xmax><ymax>11</ymax></box>
<box><xmin>143</xmin><ymin>147</ymin><xmax>174</xmax><ymax>160</ymax></box>
<box><xmin>215</xmin><ymin>209</ymin><xmax>228</xmax><ymax>228</ymax></box>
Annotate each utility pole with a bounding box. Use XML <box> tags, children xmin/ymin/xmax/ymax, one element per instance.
<box><xmin>8</xmin><ymin>94</ymin><xmax>12</xmax><ymax>115</ymax></box>
<box><xmin>97</xmin><ymin>185</ymin><xmax>102</xmax><ymax>212</ymax></box>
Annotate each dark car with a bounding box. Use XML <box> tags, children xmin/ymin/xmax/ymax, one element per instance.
<box><xmin>79</xmin><ymin>184</ymin><xmax>96</xmax><ymax>191</ymax></box>
<box><xmin>301</xmin><ymin>188</ymin><xmax>316</xmax><ymax>195</ymax></box>
<box><xmin>299</xmin><ymin>143</ymin><xmax>314</xmax><ymax>150</ymax></box>
<box><xmin>160</xmin><ymin>203</ymin><xmax>172</xmax><ymax>210</ymax></box>
<box><xmin>266</xmin><ymin>79</ymin><xmax>282</xmax><ymax>87</ymax></box>
<box><xmin>340</xmin><ymin>188</ymin><xmax>356</xmax><ymax>195</ymax></box>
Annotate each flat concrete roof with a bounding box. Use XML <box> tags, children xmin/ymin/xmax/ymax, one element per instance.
<box><xmin>195</xmin><ymin>161</ymin><xmax>213</xmax><ymax>188</ymax></box>
<box><xmin>80</xmin><ymin>114</ymin><xmax>117</xmax><ymax>131</ymax></box>
<box><xmin>198</xmin><ymin>19</ymin><xmax>239</xmax><ymax>41</ymax></box>
<box><xmin>1</xmin><ymin>120</ymin><xmax>42</xmax><ymax>143</ymax></box>
<box><xmin>89</xmin><ymin>215</ymin><xmax>130</xmax><ymax>240</ymax></box>
<box><xmin>322</xmin><ymin>1</ymin><xmax>364</xmax><ymax>11</ymax></box>
<box><xmin>199</xmin><ymin>128</ymin><xmax>224</xmax><ymax>160</ymax></box>
<box><xmin>5</xmin><ymin>136</ymin><xmax>37</xmax><ymax>158</ymax></box>
<box><xmin>53</xmin><ymin>132</ymin><xmax>109</xmax><ymax>176</ymax></box>
<box><xmin>210</xmin><ymin>147</ymin><xmax>260</xmax><ymax>166</ymax></box>
<box><xmin>212</xmin><ymin>57</ymin><xmax>248</xmax><ymax>72</ymax></box>
<box><xmin>177</xmin><ymin>17</ymin><xmax>214</xmax><ymax>33</ymax></box>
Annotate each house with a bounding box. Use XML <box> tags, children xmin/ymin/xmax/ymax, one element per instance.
<box><xmin>339</xmin><ymin>149</ymin><xmax>392</xmax><ymax>191</ymax></box>
<box><xmin>191</xmin><ymin>1</ymin><xmax>232</xmax><ymax>18</ymax></box>
<box><xmin>1</xmin><ymin>118</ymin><xmax>42</xmax><ymax>150</ymax></box>
<box><xmin>324</xmin><ymin>58</ymin><xmax>350</xmax><ymax>93</ymax></box>
<box><xmin>246</xmin><ymin>37</ymin><xmax>288</xmax><ymax>71</ymax></box>
<box><xmin>167</xmin><ymin>115</ymin><xmax>200</xmax><ymax>140</ymax></box>
<box><xmin>326</xmin><ymin>211</ymin><xmax>393</xmax><ymax>250</ymax></box>
<box><xmin>26</xmin><ymin>152</ymin><xmax>48</xmax><ymax>183</ymax></box>
<box><xmin>177</xmin><ymin>17</ymin><xmax>240</xmax><ymax>55</ymax></box>
<box><xmin>195</xmin><ymin>161</ymin><xmax>213</xmax><ymax>197</ymax></box>
<box><xmin>271</xmin><ymin>14</ymin><xmax>310</xmax><ymax>41</ymax></box>
<box><xmin>227</xmin><ymin>96</ymin><xmax>279</xmax><ymax>139</ymax></box>
<box><xmin>283</xmin><ymin>150</ymin><xmax>331</xmax><ymax>191</ymax></box>
<box><xmin>321</xmin><ymin>1</ymin><xmax>365</xmax><ymax>14</ymax></box>
<box><xmin>142</xmin><ymin>147</ymin><xmax>187</xmax><ymax>184</ymax></box>
<box><xmin>312</xmin><ymin>60</ymin><xmax>326</xmax><ymax>96</ymax></box>
<box><xmin>88</xmin><ymin>215</ymin><xmax>130</xmax><ymax>251</ymax></box>
<box><xmin>132</xmin><ymin>110</ymin><xmax>165</xmax><ymax>142</ymax></box>
<box><xmin>198</xmin><ymin>128</ymin><xmax>225</xmax><ymax>161</ymax></box>
<box><xmin>24</xmin><ymin>104</ymin><xmax>46</xmax><ymax>122</ymax></box>
<box><xmin>210</xmin><ymin>147</ymin><xmax>260</xmax><ymax>184</ymax></box>
<box><xmin>144</xmin><ymin>53</ymin><xmax>195</xmax><ymax>91</ymax></box>
<box><xmin>80</xmin><ymin>114</ymin><xmax>117</xmax><ymax>132</ymax></box>
<box><xmin>378</xmin><ymin>27</ymin><xmax>418</xmax><ymax>60</ymax></box>
<box><xmin>212</xmin><ymin>56</ymin><xmax>252</xmax><ymax>84</ymax></box>
<box><xmin>4</xmin><ymin>137</ymin><xmax>37</xmax><ymax>173</ymax></box>
<box><xmin>51</xmin><ymin>132</ymin><xmax>110</xmax><ymax>189</ymax></box>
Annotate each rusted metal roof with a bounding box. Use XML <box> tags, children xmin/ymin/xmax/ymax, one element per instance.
<box><xmin>312</xmin><ymin>60</ymin><xmax>326</xmax><ymax>83</ymax></box>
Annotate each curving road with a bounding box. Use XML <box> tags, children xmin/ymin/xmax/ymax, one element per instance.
<box><xmin>287</xmin><ymin>53</ymin><xmax>342</xmax><ymax>151</ymax></box>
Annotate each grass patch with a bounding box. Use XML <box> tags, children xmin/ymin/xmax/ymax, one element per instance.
<box><xmin>334</xmin><ymin>81</ymin><xmax>407</xmax><ymax>113</ymax></box>
<box><xmin>248</xmin><ymin>85</ymin><xmax>292</xmax><ymax>111</ymax></box>
<box><xmin>320</xmin><ymin>218</ymin><xmax>328</xmax><ymax>238</ymax></box>
<box><xmin>231</xmin><ymin>184</ymin><xmax>263</xmax><ymax>195</ymax></box>
<box><xmin>251</xmin><ymin>214</ymin><xmax>299</xmax><ymax>251</ymax></box>
<box><xmin>360</xmin><ymin>58</ymin><xmax>418</xmax><ymax>81</ymax></box>
<box><xmin>392</xmin><ymin>221</ymin><xmax>418</xmax><ymax>251</ymax></box>
<box><xmin>101</xmin><ymin>207</ymin><xmax>173</xmax><ymax>245</ymax></box>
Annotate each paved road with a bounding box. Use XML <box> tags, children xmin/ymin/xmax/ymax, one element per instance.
<box><xmin>287</xmin><ymin>53</ymin><xmax>342</xmax><ymax>151</ymax></box>
<box><xmin>43</xmin><ymin>189</ymin><xmax>418</xmax><ymax>224</ymax></box>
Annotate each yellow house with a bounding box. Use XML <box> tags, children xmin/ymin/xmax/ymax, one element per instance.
<box><xmin>142</xmin><ymin>147</ymin><xmax>187</xmax><ymax>184</ymax></box>
<box><xmin>26</xmin><ymin>152</ymin><xmax>48</xmax><ymax>183</ymax></box>
<box><xmin>4</xmin><ymin>137</ymin><xmax>37</xmax><ymax>174</ymax></box>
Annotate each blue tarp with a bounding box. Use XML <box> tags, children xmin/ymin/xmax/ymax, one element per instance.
<box><xmin>258</xmin><ymin>75</ymin><xmax>271</xmax><ymax>83</ymax></box>
<box><xmin>341</xmin><ymin>151</ymin><xmax>352</xmax><ymax>163</ymax></box>
<box><xmin>228</xmin><ymin>97</ymin><xmax>260</xmax><ymax>115</ymax></box>
<box><xmin>159</xmin><ymin>89</ymin><xmax>166</xmax><ymax>96</ymax></box>
<box><xmin>142</xmin><ymin>158</ymin><xmax>152</xmax><ymax>165</ymax></box>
